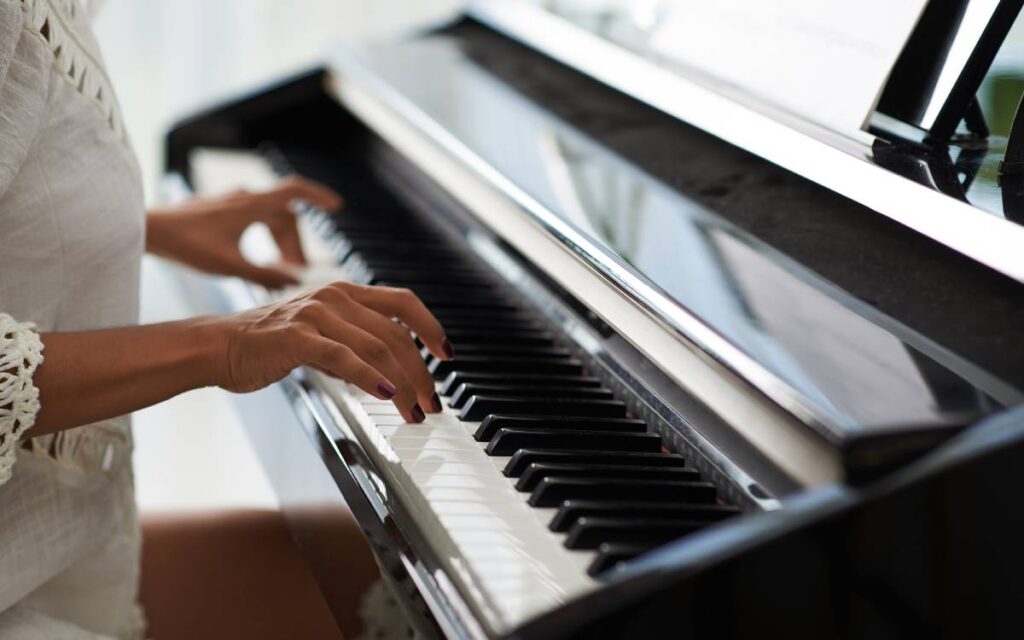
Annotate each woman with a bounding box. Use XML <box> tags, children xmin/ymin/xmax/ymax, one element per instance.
<box><xmin>0</xmin><ymin>0</ymin><xmax>449</xmax><ymax>637</ymax></box>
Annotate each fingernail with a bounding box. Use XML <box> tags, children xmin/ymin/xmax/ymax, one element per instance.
<box><xmin>430</xmin><ymin>393</ymin><xmax>443</xmax><ymax>413</ymax></box>
<box><xmin>411</xmin><ymin>403</ymin><xmax>426</xmax><ymax>422</ymax></box>
<box><xmin>376</xmin><ymin>380</ymin><xmax>397</xmax><ymax>399</ymax></box>
<box><xmin>442</xmin><ymin>338</ymin><xmax>456</xmax><ymax>359</ymax></box>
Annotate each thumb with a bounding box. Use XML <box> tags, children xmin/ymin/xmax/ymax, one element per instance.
<box><xmin>237</xmin><ymin>262</ymin><xmax>302</xmax><ymax>289</ymax></box>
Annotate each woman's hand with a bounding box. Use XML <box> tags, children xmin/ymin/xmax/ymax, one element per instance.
<box><xmin>146</xmin><ymin>177</ymin><xmax>342</xmax><ymax>288</ymax></box>
<box><xmin>213</xmin><ymin>281</ymin><xmax>454</xmax><ymax>423</ymax></box>
<box><xmin>31</xmin><ymin>281</ymin><xmax>454</xmax><ymax>437</ymax></box>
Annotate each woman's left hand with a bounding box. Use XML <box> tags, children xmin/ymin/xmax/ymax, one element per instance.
<box><xmin>146</xmin><ymin>176</ymin><xmax>342</xmax><ymax>288</ymax></box>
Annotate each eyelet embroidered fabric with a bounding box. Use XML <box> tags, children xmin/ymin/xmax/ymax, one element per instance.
<box><xmin>19</xmin><ymin>0</ymin><xmax>125</xmax><ymax>139</ymax></box>
<box><xmin>0</xmin><ymin>314</ymin><xmax>44</xmax><ymax>486</ymax></box>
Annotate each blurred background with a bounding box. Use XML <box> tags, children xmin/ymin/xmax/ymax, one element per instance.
<box><xmin>92</xmin><ymin>0</ymin><xmax>458</xmax><ymax>512</ymax></box>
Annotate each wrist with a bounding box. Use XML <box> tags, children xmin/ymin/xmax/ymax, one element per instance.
<box><xmin>144</xmin><ymin>210</ymin><xmax>173</xmax><ymax>255</ymax></box>
<box><xmin>181</xmin><ymin>315</ymin><xmax>234</xmax><ymax>389</ymax></box>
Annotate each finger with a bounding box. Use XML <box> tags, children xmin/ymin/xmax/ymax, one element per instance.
<box><xmin>266</xmin><ymin>212</ymin><xmax>307</xmax><ymax>266</ymax></box>
<box><xmin>295</xmin><ymin>335</ymin><xmax>396</xmax><ymax>401</ymax></box>
<box><xmin>340</xmin><ymin>303</ymin><xmax>440</xmax><ymax>414</ymax></box>
<box><xmin>274</xmin><ymin>176</ymin><xmax>343</xmax><ymax>212</ymax></box>
<box><xmin>344</xmin><ymin>285</ymin><xmax>454</xmax><ymax>361</ymax></box>
<box><xmin>237</xmin><ymin>263</ymin><xmax>301</xmax><ymax>289</ymax></box>
<box><xmin>308</xmin><ymin>304</ymin><xmax>427</xmax><ymax>422</ymax></box>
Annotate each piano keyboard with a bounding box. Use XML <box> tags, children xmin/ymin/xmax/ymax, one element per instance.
<box><xmin>260</xmin><ymin>147</ymin><xmax>741</xmax><ymax>631</ymax></box>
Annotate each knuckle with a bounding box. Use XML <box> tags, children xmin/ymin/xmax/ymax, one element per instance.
<box><xmin>329</xmin><ymin>344</ymin><xmax>356</xmax><ymax>366</ymax></box>
<box><xmin>298</xmin><ymin>299</ymin><xmax>325</xmax><ymax>318</ymax></box>
<box><xmin>364</xmin><ymin>338</ymin><xmax>391</xmax><ymax>361</ymax></box>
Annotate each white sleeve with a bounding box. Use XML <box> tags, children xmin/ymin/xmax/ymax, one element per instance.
<box><xmin>0</xmin><ymin>313</ymin><xmax>44</xmax><ymax>486</ymax></box>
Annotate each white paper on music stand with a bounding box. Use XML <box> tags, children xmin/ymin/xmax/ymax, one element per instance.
<box><xmin>648</xmin><ymin>0</ymin><xmax>928</xmax><ymax>135</ymax></box>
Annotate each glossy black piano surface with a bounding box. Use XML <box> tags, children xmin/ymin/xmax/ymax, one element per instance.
<box><xmin>165</xmin><ymin>12</ymin><xmax>1024</xmax><ymax>640</ymax></box>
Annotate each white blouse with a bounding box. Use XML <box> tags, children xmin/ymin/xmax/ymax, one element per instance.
<box><xmin>0</xmin><ymin>0</ymin><xmax>146</xmax><ymax>637</ymax></box>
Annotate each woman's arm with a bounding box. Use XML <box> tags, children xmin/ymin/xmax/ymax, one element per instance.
<box><xmin>29</xmin><ymin>282</ymin><xmax>453</xmax><ymax>437</ymax></box>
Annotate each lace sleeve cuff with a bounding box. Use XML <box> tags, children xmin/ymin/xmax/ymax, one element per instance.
<box><xmin>0</xmin><ymin>313</ymin><xmax>44</xmax><ymax>485</ymax></box>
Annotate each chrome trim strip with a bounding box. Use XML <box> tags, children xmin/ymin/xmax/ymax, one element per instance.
<box><xmin>469</xmin><ymin>0</ymin><xmax>1024</xmax><ymax>283</ymax></box>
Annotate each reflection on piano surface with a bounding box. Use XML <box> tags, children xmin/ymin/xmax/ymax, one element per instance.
<box><xmin>166</xmin><ymin>2</ymin><xmax>1024</xmax><ymax>638</ymax></box>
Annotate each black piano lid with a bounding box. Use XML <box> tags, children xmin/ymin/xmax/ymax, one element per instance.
<box><xmin>327</xmin><ymin>22</ymin><xmax>1022</xmax><ymax>454</ymax></box>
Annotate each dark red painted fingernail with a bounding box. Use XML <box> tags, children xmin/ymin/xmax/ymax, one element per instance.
<box><xmin>411</xmin><ymin>403</ymin><xmax>426</xmax><ymax>422</ymax></box>
<box><xmin>376</xmin><ymin>380</ymin><xmax>397</xmax><ymax>399</ymax></box>
<box><xmin>430</xmin><ymin>393</ymin><xmax>443</xmax><ymax>413</ymax></box>
<box><xmin>442</xmin><ymin>338</ymin><xmax>456</xmax><ymax>359</ymax></box>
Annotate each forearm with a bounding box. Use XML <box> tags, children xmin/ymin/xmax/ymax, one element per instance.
<box><xmin>29</xmin><ymin>317</ymin><xmax>226</xmax><ymax>437</ymax></box>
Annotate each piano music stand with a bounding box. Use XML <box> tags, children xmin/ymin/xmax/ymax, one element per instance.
<box><xmin>875</xmin><ymin>0</ymin><xmax>1024</xmax><ymax>144</ymax></box>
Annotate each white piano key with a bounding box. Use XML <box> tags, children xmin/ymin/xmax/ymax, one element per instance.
<box><xmin>365</xmin><ymin>404</ymin><xmax>401</xmax><ymax>416</ymax></box>
<box><xmin>371</xmin><ymin>414</ymin><xmax>408</xmax><ymax>427</ymax></box>
<box><xmin>311</xmin><ymin>371</ymin><xmax>599</xmax><ymax>634</ymax></box>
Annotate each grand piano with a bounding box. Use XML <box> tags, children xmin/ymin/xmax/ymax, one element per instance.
<box><xmin>164</xmin><ymin>1</ymin><xmax>1024</xmax><ymax>637</ymax></box>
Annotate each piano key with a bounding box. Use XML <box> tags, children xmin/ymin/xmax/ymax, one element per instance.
<box><xmin>549</xmin><ymin>500</ymin><xmax>740</xmax><ymax>532</ymax></box>
<box><xmin>564</xmin><ymin>517</ymin><xmax>706</xmax><ymax>550</ymax></box>
<box><xmin>380</xmin><ymin>283</ymin><xmax>509</xmax><ymax>298</ymax></box>
<box><xmin>436</xmin><ymin>329</ymin><xmax>555</xmax><ymax>346</ymax></box>
<box><xmin>450</xmin><ymin>384</ymin><xmax>614</xmax><ymax>410</ymax></box>
<box><xmin>424</xmin><ymin>345</ymin><xmax>574</xmax><ymax>361</ymax></box>
<box><xmin>462</xmin><ymin>397</ymin><xmax>628</xmax><ymax>421</ymax></box>
<box><xmin>429</xmin><ymin>356</ymin><xmax>584</xmax><ymax>378</ymax></box>
<box><xmin>474</xmin><ymin>415</ymin><xmax>646</xmax><ymax>442</ymax></box>
<box><xmin>430</xmin><ymin>307</ymin><xmax>538</xmax><ymax>321</ymax></box>
<box><xmin>529</xmin><ymin>477</ymin><xmax>716</xmax><ymax>508</ymax></box>
<box><xmin>504</xmin><ymin>450</ymin><xmax>686</xmax><ymax>477</ymax></box>
<box><xmin>516</xmin><ymin>463</ymin><xmax>701</xmax><ymax>492</ymax></box>
<box><xmin>366</xmin><ymin>268</ymin><xmax>493</xmax><ymax>285</ymax></box>
<box><xmin>587</xmin><ymin>543</ymin><xmax>651</xmax><ymax>576</ymax></box>
<box><xmin>486</xmin><ymin>429</ymin><xmax>661</xmax><ymax>456</ymax></box>
<box><xmin>440</xmin><ymin>372</ymin><xmax>601</xmax><ymax>397</ymax></box>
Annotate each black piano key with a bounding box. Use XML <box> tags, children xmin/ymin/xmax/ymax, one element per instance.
<box><xmin>367</xmin><ymin>268</ymin><xmax>492</xmax><ymax>286</ymax></box>
<box><xmin>462</xmin><ymin>397</ymin><xmax>627</xmax><ymax>422</ymax></box>
<box><xmin>450</xmin><ymin>384</ymin><xmax>614</xmax><ymax>410</ymax></box>
<box><xmin>564</xmin><ymin>517</ymin><xmax>706</xmax><ymax>550</ymax></box>
<box><xmin>347</xmin><ymin>247</ymin><xmax>469</xmax><ymax>263</ymax></box>
<box><xmin>338</xmin><ymin>241</ymin><xmax>450</xmax><ymax>262</ymax></box>
<box><xmin>529</xmin><ymin>477</ymin><xmax>716</xmax><ymax>508</ymax></box>
<box><xmin>421</xmin><ymin>301</ymin><xmax>524</xmax><ymax>313</ymax></box>
<box><xmin>487</xmin><ymin>429</ymin><xmax>660</xmax><ymax>456</ymax></box>
<box><xmin>379</xmin><ymin>283</ymin><xmax>508</xmax><ymax>298</ymax></box>
<box><xmin>440</xmin><ymin>373</ymin><xmax>601</xmax><ymax>397</ymax></box>
<box><xmin>550</xmin><ymin>500</ymin><xmax>739</xmax><ymax>532</ymax></box>
<box><xmin>429</xmin><ymin>357</ymin><xmax>584</xmax><ymax>379</ymax></box>
<box><xmin>475</xmin><ymin>415</ymin><xmax>645</xmax><ymax>441</ymax></box>
<box><xmin>433</xmin><ymin>317</ymin><xmax>544</xmax><ymax>332</ymax></box>
<box><xmin>437</xmin><ymin>329</ymin><xmax>554</xmax><ymax>346</ymax></box>
<box><xmin>504</xmin><ymin>450</ymin><xmax>685</xmax><ymax>477</ymax></box>
<box><xmin>424</xmin><ymin>344</ymin><xmax>573</xmax><ymax>360</ymax></box>
<box><xmin>431</xmin><ymin>307</ymin><xmax>537</xmax><ymax>322</ymax></box>
<box><xmin>588</xmin><ymin>543</ymin><xmax>650</xmax><ymax>576</ymax></box>
<box><xmin>517</xmin><ymin>464</ymin><xmax>700</xmax><ymax>492</ymax></box>
<box><xmin>417</xmin><ymin>333</ymin><xmax>555</xmax><ymax>351</ymax></box>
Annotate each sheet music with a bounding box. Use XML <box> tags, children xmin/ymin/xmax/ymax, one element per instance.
<box><xmin>648</xmin><ymin>0</ymin><xmax>928</xmax><ymax>134</ymax></box>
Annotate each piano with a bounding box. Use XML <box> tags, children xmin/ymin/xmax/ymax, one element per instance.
<box><xmin>164</xmin><ymin>2</ymin><xmax>1024</xmax><ymax>637</ymax></box>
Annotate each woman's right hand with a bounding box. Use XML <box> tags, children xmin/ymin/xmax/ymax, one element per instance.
<box><xmin>212</xmin><ymin>282</ymin><xmax>454</xmax><ymax>423</ymax></box>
